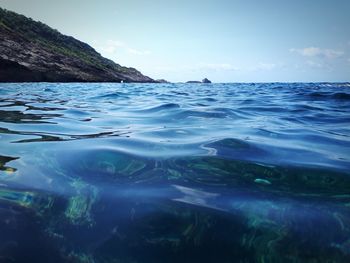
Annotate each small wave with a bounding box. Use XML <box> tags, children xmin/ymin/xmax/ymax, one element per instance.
<box><xmin>291</xmin><ymin>104</ymin><xmax>324</xmax><ymax>113</ymax></box>
<box><xmin>307</xmin><ymin>91</ymin><xmax>350</xmax><ymax>101</ymax></box>
<box><xmin>240</xmin><ymin>99</ymin><xmax>255</xmax><ymax>104</ymax></box>
<box><xmin>93</xmin><ymin>91</ymin><xmax>130</xmax><ymax>99</ymax></box>
<box><xmin>203</xmin><ymin>97</ymin><xmax>217</xmax><ymax>102</ymax></box>
<box><xmin>170</xmin><ymin>91</ymin><xmax>189</xmax><ymax>96</ymax></box>
<box><xmin>205</xmin><ymin>138</ymin><xmax>268</xmax><ymax>161</ymax></box>
<box><xmin>307</xmin><ymin>91</ymin><xmax>331</xmax><ymax>98</ymax></box>
<box><xmin>237</xmin><ymin>106</ymin><xmax>288</xmax><ymax>113</ymax></box>
<box><xmin>136</xmin><ymin>103</ymin><xmax>181</xmax><ymax>113</ymax></box>
<box><xmin>332</xmin><ymin>92</ymin><xmax>350</xmax><ymax>100</ymax></box>
<box><xmin>1</xmin><ymin>82</ymin><xmax>350</xmax><ymax>263</ymax></box>
<box><xmin>174</xmin><ymin>109</ymin><xmax>228</xmax><ymax>119</ymax></box>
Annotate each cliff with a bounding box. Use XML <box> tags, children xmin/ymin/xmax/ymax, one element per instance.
<box><xmin>0</xmin><ymin>8</ymin><xmax>154</xmax><ymax>82</ymax></box>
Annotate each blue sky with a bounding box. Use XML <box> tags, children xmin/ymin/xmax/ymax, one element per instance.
<box><xmin>1</xmin><ymin>0</ymin><xmax>349</xmax><ymax>82</ymax></box>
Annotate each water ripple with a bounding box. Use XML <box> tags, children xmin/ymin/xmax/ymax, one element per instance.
<box><xmin>1</xmin><ymin>82</ymin><xmax>350</xmax><ymax>262</ymax></box>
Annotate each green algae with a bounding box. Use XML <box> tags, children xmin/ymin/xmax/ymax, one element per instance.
<box><xmin>254</xmin><ymin>178</ymin><xmax>272</xmax><ymax>185</ymax></box>
<box><xmin>72</xmin><ymin>151</ymin><xmax>148</xmax><ymax>181</ymax></box>
<box><xmin>167</xmin><ymin>169</ymin><xmax>182</xmax><ymax>180</ymax></box>
<box><xmin>66</xmin><ymin>251</ymin><xmax>96</xmax><ymax>263</ymax></box>
<box><xmin>119</xmin><ymin>159</ymin><xmax>146</xmax><ymax>176</ymax></box>
<box><xmin>1</xmin><ymin>147</ymin><xmax>349</xmax><ymax>262</ymax></box>
<box><xmin>64</xmin><ymin>179</ymin><xmax>98</xmax><ymax>226</ymax></box>
<box><xmin>166</xmin><ymin>156</ymin><xmax>350</xmax><ymax>199</ymax></box>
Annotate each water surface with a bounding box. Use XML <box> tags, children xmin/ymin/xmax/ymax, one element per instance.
<box><xmin>0</xmin><ymin>83</ymin><xmax>350</xmax><ymax>262</ymax></box>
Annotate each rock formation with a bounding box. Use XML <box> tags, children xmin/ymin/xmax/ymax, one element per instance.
<box><xmin>0</xmin><ymin>8</ymin><xmax>154</xmax><ymax>82</ymax></box>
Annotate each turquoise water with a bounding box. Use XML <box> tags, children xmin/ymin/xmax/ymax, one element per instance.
<box><xmin>0</xmin><ymin>82</ymin><xmax>350</xmax><ymax>262</ymax></box>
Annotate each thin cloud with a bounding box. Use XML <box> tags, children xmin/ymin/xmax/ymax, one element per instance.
<box><xmin>198</xmin><ymin>63</ymin><xmax>238</xmax><ymax>71</ymax></box>
<box><xmin>257</xmin><ymin>62</ymin><xmax>276</xmax><ymax>70</ymax></box>
<box><xmin>154</xmin><ymin>63</ymin><xmax>238</xmax><ymax>72</ymax></box>
<box><xmin>98</xmin><ymin>40</ymin><xmax>125</xmax><ymax>53</ymax></box>
<box><xmin>290</xmin><ymin>47</ymin><xmax>344</xmax><ymax>59</ymax></box>
<box><xmin>127</xmin><ymin>48</ymin><xmax>151</xmax><ymax>55</ymax></box>
<box><xmin>306</xmin><ymin>60</ymin><xmax>324</xmax><ymax>68</ymax></box>
<box><xmin>96</xmin><ymin>40</ymin><xmax>151</xmax><ymax>56</ymax></box>
<box><xmin>247</xmin><ymin>62</ymin><xmax>277</xmax><ymax>71</ymax></box>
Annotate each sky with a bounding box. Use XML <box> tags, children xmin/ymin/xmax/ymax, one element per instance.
<box><xmin>1</xmin><ymin>0</ymin><xmax>350</xmax><ymax>82</ymax></box>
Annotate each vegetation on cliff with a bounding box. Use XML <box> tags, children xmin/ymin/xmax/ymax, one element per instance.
<box><xmin>0</xmin><ymin>7</ymin><xmax>153</xmax><ymax>82</ymax></box>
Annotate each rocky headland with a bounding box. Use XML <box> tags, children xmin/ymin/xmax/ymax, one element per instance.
<box><xmin>0</xmin><ymin>8</ymin><xmax>154</xmax><ymax>82</ymax></box>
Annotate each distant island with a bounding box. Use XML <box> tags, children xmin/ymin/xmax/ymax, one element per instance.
<box><xmin>186</xmin><ymin>78</ymin><xmax>212</xmax><ymax>84</ymax></box>
<box><xmin>0</xmin><ymin>8</ymin><xmax>154</xmax><ymax>82</ymax></box>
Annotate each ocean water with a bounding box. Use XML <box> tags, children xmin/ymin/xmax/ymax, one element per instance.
<box><xmin>0</xmin><ymin>82</ymin><xmax>350</xmax><ymax>263</ymax></box>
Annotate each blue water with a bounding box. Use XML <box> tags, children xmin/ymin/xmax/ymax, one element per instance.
<box><xmin>0</xmin><ymin>82</ymin><xmax>350</xmax><ymax>262</ymax></box>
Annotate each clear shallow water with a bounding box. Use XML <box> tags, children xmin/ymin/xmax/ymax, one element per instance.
<box><xmin>0</xmin><ymin>82</ymin><xmax>350</xmax><ymax>262</ymax></box>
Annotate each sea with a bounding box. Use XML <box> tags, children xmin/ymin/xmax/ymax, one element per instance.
<box><xmin>0</xmin><ymin>82</ymin><xmax>350</xmax><ymax>263</ymax></box>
